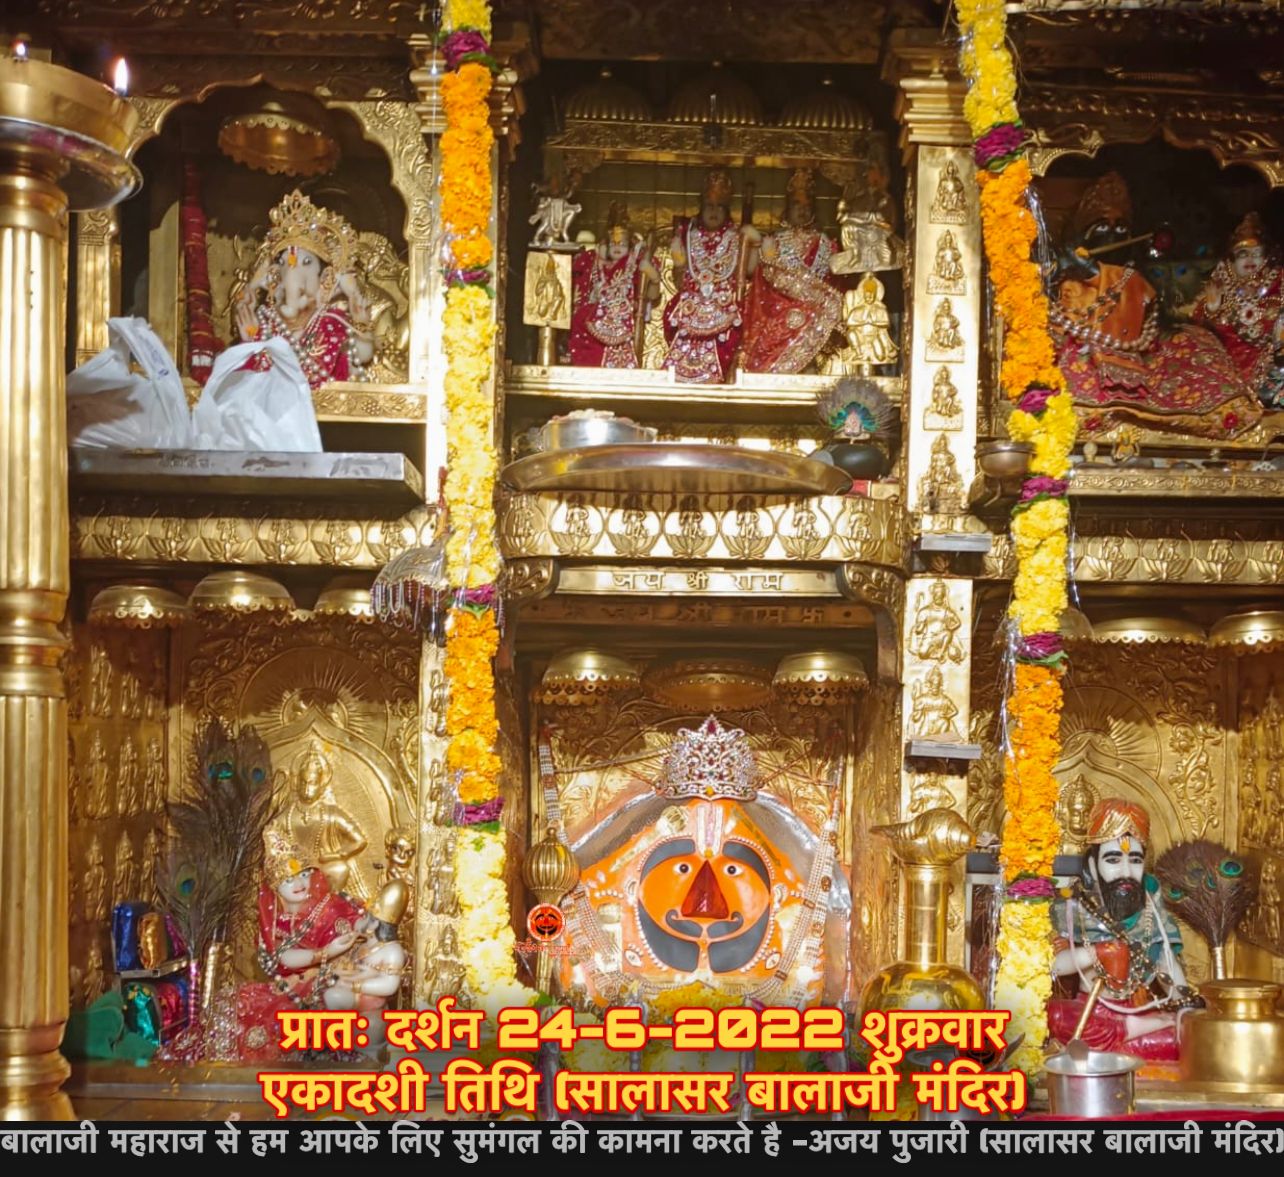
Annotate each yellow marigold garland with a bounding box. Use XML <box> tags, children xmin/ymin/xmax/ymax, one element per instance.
<box><xmin>957</xmin><ymin>0</ymin><xmax>1073</xmax><ymax>1075</ymax></box>
<box><xmin>439</xmin><ymin>0</ymin><xmax>531</xmax><ymax>1003</ymax></box>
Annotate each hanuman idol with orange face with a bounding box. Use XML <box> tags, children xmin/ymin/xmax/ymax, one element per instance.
<box><xmin>663</xmin><ymin>170</ymin><xmax>760</xmax><ymax>383</ymax></box>
<box><xmin>568</xmin><ymin>204</ymin><xmax>659</xmax><ymax>368</ymax></box>
<box><xmin>558</xmin><ymin>717</ymin><xmax>850</xmax><ymax>1008</ymax></box>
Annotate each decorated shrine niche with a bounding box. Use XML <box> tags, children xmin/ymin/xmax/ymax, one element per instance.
<box><xmin>1032</xmin><ymin>141</ymin><xmax>1284</xmax><ymax>448</ymax></box>
<box><xmin>511</xmin><ymin>60</ymin><xmax>906</xmax><ymax>382</ymax></box>
<box><xmin>115</xmin><ymin>86</ymin><xmax>411</xmax><ymax>396</ymax></box>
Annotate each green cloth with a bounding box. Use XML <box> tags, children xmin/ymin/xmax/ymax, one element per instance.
<box><xmin>64</xmin><ymin>992</ymin><xmax>157</xmax><ymax>1062</ymax></box>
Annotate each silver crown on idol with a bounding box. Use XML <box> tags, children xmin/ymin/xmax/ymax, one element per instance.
<box><xmin>656</xmin><ymin>716</ymin><xmax>759</xmax><ymax>801</ymax></box>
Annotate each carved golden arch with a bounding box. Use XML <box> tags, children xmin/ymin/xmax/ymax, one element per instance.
<box><xmin>1023</xmin><ymin>85</ymin><xmax>1284</xmax><ymax>188</ymax></box>
<box><xmin>75</xmin><ymin>82</ymin><xmax>436</xmax><ymax>380</ymax></box>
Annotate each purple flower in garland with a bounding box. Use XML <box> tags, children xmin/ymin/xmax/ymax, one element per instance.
<box><xmin>454</xmin><ymin>796</ymin><xmax>504</xmax><ymax>825</ymax></box>
<box><xmin>1020</xmin><ymin>477</ymin><xmax>1068</xmax><ymax>501</ymax></box>
<box><xmin>974</xmin><ymin>123</ymin><xmax>1028</xmax><ymax>170</ymax></box>
<box><xmin>456</xmin><ymin>583</ymin><xmax>497</xmax><ymax>609</ymax></box>
<box><xmin>442</xmin><ymin>29</ymin><xmax>491</xmax><ymax>71</ymax></box>
<box><xmin>1007</xmin><ymin>876</ymin><xmax>1055</xmax><ymax>901</ymax></box>
<box><xmin>446</xmin><ymin>267</ymin><xmax>492</xmax><ymax>288</ymax></box>
<box><xmin>1017</xmin><ymin>632</ymin><xmax>1064</xmax><ymax>662</ymax></box>
<box><xmin>1018</xmin><ymin>386</ymin><xmax>1056</xmax><ymax>415</ymax></box>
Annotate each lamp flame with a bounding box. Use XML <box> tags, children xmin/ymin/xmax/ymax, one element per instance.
<box><xmin>112</xmin><ymin>58</ymin><xmax>129</xmax><ymax>95</ymax></box>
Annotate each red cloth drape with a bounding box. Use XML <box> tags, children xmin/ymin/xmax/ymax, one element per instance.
<box><xmin>181</xmin><ymin>160</ymin><xmax>223</xmax><ymax>386</ymax></box>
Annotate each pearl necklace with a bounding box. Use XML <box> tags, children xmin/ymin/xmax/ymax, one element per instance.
<box><xmin>259</xmin><ymin>303</ymin><xmax>371</xmax><ymax>386</ymax></box>
<box><xmin>1051</xmin><ymin>266</ymin><xmax>1159</xmax><ymax>353</ymax></box>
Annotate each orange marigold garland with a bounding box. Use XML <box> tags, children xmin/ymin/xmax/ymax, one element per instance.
<box><xmin>957</xmin><ymin>0</ymin><xmax>1075</xmax><ymax>1077</ymax></box>
<box><xmin>438</xmin><ymin>0</ymin><xmax>533</xmax><ymax>1005</ymax></box>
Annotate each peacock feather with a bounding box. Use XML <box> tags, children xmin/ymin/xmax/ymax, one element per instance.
<box><xmin>155</xmin><ymin>719</ymin><xmax>279</xmax><ymax>964</ymax></box>
<box><xmin>1155</xmin><ymin>839</ymin><xmax>1259</xmax><ymax>954</ymax></box>
<box><xmin>815</xmin><ymin>377</ymin><xmax>895</xmax><ymax>439</ymax></box>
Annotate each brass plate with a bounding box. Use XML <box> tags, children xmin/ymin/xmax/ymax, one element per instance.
<box><xmin>501</xmin><ymin>444</ymin><xmax>852</xmax><ymax>495</ymax></box>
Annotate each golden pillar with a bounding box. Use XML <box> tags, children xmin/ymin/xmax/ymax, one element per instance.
<box><xmin>886</xmin><ymin>34</ymin><xmax>981</xmax><ymax>960</ymax></box>
<box><xmin>0</xmin><ymin>54</ymin><xmax>138</xmax><ymax>1119</ymax></box>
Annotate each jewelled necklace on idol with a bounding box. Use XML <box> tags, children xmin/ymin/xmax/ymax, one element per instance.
<box><xmin>1212</xmin><ymin>260</ymin><xmax>1283</xmax><ymax>341</ymax></box>
<box><xmin>258</xmin><ymin>301</ymin><xmax>371</xmax><ymax>385</ymax></box>
<box><xmin>687</xmin><ymin>219</ymin><xmax>739</xmax><ymax>300</ymax></box>
<box><xmin>1050</xmin><ymin>263</ymin><xmax>1159</xmax><ymax>353</ymax></box>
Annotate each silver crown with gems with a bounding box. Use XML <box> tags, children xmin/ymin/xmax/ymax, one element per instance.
<box><xmin>657</xmin><ymin>716</ymin><xmax>759</xmax><ymax>801</ymax></box>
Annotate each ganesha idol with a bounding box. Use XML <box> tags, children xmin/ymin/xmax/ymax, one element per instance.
<box><xmin>558</xmin><ymin>717</ymin><xmax>851</xmax><ymax>1008</ymax></box>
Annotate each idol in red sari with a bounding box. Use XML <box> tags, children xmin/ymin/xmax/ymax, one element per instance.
<box><xmin>739</xmin><ymin>169</ymin><xmax>840</xmax><ymax>374</ymax></box>
<box><xmin>1192</xmin><ymin>212</ymin><xmax>1284</xmax><ymax>400</ymax></box>
<box><xmin>235</xmin><ymin>830</ymin><xmax>365</xmax><ymax>1062</ymax></box>
<box><xmin>662</xmin><ymin>170</ymin><xmax>759</xmax><ymax>384</ymax></box>
<box><xmin>569</xmin><ymin>207</ymin><xmax>659</xmax><ymax>368</ymax></box>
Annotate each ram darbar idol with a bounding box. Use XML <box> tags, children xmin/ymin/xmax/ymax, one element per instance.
<box><xmin>568</xmin><ymin>204</ymin><xmax>659</xmax><ymax>368</ymax></box>
<box><xmin>1049</xmin><ymin>172</ymin><xmax>1260</xmax><ymax>439</ymax></box>
<box><xmin>559</xmin><ymin>717</ymin><xmax>850</xmax><ymax>1008</ymax></box>
<box><xmin>738</xmin><ymin>168</ymin><xmax>841</xmax><ymax>374</ymax></box>
<box><xmin>663</xmin><ymin>170</ymin><xmax>759</xmax><ymax>384</ymax></box>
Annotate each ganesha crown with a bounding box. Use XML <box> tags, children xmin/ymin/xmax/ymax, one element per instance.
<box><xmin>657</xmin><ymin>716</ymin><xmax>759</xmax><ymax>801</ymax></box>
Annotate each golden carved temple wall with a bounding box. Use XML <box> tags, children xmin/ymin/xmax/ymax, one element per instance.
<box><xmin>176</xmin><ymin>614</ymin><xmax>420</xmax><ymax>981</ymax></box>
<box><xmin>970</xmin><ymin>622</ymin><xmax>1254</xmax><ymax>985</ymax></box>
<box><xmin>67</xmin><ymin>624</ymin><xmax>172</xmax><ymax>1013</ymax></box>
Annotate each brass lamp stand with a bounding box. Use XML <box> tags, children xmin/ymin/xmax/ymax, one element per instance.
<box><xmin>0</xmin><ymin>52</ymin><xmax>138</xmax><ymax>1120</ymax></box>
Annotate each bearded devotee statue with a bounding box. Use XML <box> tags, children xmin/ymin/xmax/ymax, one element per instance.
<box><xmin>663</xmin><ymin>170</ymin><xmax>760</xmax><ymax>383</ymax></box>
<box><xmin>235</xmin><ymin>830</ymin><xmax>365</xmax><ymax>1062</ymax></box>
<box><xmin>233</xmin><ymin>190</ymin><xmax>374</xmax><ymax>390</ymax></box>
<box><xmin>738</xmin><ymin>169</ymin><xmax>841</xmax><ymax>374</ymax></box>
<box><xmin>1049</xmin><ymin>172</ymin><xmax>1260</xmax><ymax>439</ymax></box>
<box><xmin>1049</xmin><ymin>798</ymin><xmax>1200</xmax><ymax>1062</ymax></box>
<box><xmin>568</xmin><ymin>205</ymin><xmax>659</xmax><ymax>368</ymax></box>
<box><xmin>559</xmin><ymin>716</ymin><xmax>850</xmax><ymax>1009</ymax></box>
<box><xmin>1191</xmin><ymin>213</ymin><xmax>1284</xmax><ymax>406</ymax></box>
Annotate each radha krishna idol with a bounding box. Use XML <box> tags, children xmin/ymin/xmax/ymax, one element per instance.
<box><xmin>1049</xmin><ymin>172</ymin><xmax>1260</xmax><ymax>439</ymax></box>
<box><xmin>234</xmin><ymin>190</ymin><xmax>374</xmax><ymax>390</ymax></box>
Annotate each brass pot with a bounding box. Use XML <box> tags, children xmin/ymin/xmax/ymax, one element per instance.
<box><xmin>1178</xmin><ymin>979</ymin><xmax>1284</xmax><ymax>1091</ymax></box>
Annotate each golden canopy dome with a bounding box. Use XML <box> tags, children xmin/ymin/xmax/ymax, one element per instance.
<box><xmin>778</xmin><ymin>78</ymin><xmax>873</xmax><ymax>131</ymax></box>
<box><xmin>218</xmin><ymin>93</ymin><xmax>340</xmax><ymax>178</ymax></box>
<box><xmin>564</xmin><ymin>68</ymin><xmax>652</xmax><ymax>121</ymax></box>
<box><xmin>668</xmin><ymin>63</ymin><xmax>763</xmax><ymax>126</ymax></box>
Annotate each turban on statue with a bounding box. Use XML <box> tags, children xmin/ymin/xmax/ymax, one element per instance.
<box><xmin>1084</xmin><ymin>797</ymin><xmax>1149</xmax><ymax>848</ymax></box>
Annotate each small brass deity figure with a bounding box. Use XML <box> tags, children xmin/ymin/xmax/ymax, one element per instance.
<box><xmin>831</xmin><ymin>171</ymin><xmax>905</xmax><ymax>275</ymax></box>
<box><xmin>925</xmin><ymin>366</ymin><xmax>963</xmax><ymax>431</ymax></box>
<box><xmin>529</xmin><ymin>170</ymin><xmax>583</xmax><ymax>247</ymax></box>
<box><xmin>117</xmin><ymin>734</ymin><xmax>141</xmax><ymax>817</ymax></box>
<box><xmin>84</xmin><ymin>834</ymin><xmax>108</xmax><ymax>923</ymax></box>
<box><xmin>90</xmin><ymin>644</ymin><xmax>112</xmax><ymax>718</ymax></box>
<box><xmin>273</xmin><ymin>740</ymin><xmax>369</xmax><ymax>900</ymax></box>
<box><xmin>927</xmin><ymin>230</ymin><xmax>966</xmax><ymax>294</ymax></box>
<box><xmin>142</xmin><ymin>826</ymin><xmax>161</xmax><ymax>904</ymax></box>
<box><xmin>532</xmin><ymin>252</ymin><xmax>568</xmax><ymax>323</ymax></box>
<box><xmin>1050</xmin><ymin>798</ymin><xmax>1197</xmax><ymax>1061</ymax></box>
<box><xmin>144</xmin><ymin>736</ymin><xmax>166</xmax><ymax>811</ymax></box>
<box><xmin>234</xmin><ymin>190</ymin><xmax>373</xmax><ymax>390</ymax></box>
<box><xmin>824</xmin><ymin>273</ymin><xmax>898</xmax><ymax>374</ymax></box>
<box><xmin>381</xmin><ymin>826</ymin><xmax>416</xmax><ymax>927</ymax></box>
<box><xmin>86</xmin><ymin>730</ymin><xmax>110</xmax><ymax>820</ymax></box>
<box><xmin>115</xmin><ymin>830</ymin><xmax>139</xmax><ymax>904</ymax></box>
<box><xmin>925</xmin><ymin>298</ymin><xmax>964</xmax><ymax>360</ymax></box>
<box><xmin>909</xmin><ymin>773</ymin><xmax>958</xmax><ymax>815</ymax></box>
<box><xmin>930</xmin><ymin>160</ymin><xmax>968</xmax><ymax>224</ymax></box>
<box><xmin>908</xmin><ymin>581</ymin><xmax>965</xmax><ymax>664</ymax></box>
<box><xmin>910</xmin><ymin>667</ymin><xmax>961</xmax><ymax>739</ymax></box>
<box><xmin>84</xmin><ymin>945</ymin><xmax>105</xmax><ymax>1007</ymax></box>
<box><xmin>1058</xmin><ymin>774</ymin><xmax>1097</xmax><ymax>855</ymax></box>
<box><xmin>918</xmin><ymin>433</ymin><xmax>965</xmax><ymax>514</ymax></box>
